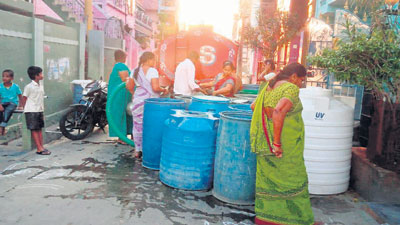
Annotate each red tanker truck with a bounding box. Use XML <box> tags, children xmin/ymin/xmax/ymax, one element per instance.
<box><xmin>157</xmin><ymin>27</ymin><xmax>239</xmax><ymax>87</ymax></box>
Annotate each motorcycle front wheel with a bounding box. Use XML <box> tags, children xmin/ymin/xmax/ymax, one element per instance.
<box><xmin>59</xmin><ymin>106</ymin><xmax>95</xmax><ymax>140</ymax></box>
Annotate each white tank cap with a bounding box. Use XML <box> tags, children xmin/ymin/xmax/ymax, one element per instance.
<box><xmin>300</xmin><ymin>87</ymin><xmax>333</xmax><ymax>98</ymax></box>
<box><xmin>300</xmin><ymin>87</ymin><xmax>333</xmax><ymax>111</ymax></box>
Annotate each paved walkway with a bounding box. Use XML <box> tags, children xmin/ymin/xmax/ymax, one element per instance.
<box><xmin>0</xmin><ymin>130</ymin><xmax>390</xmax><ymax>225</ymax></box>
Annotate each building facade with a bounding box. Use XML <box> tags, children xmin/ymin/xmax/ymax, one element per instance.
<box><xmin>34</xmin><ymin>0</ymin><xmax>160</xmax><ymax>70</ymax></box>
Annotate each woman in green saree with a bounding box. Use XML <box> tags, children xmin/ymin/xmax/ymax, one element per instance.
<box><xmin>250</xmin><ymin>63</ymin><xmax>314</xmax><ymax>225</ymax></box>
<box><xmin>107</xmin><ymin>50</ymin><xmax>133</xmax><ymax>143</ymax></box>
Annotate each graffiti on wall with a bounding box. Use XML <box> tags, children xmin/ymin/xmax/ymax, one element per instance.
<box><xmin>46</xmin><ymin>58</ymin><xmax>70</xmax><ymax>80</ymax></box>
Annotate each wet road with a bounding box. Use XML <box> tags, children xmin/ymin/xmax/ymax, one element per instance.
<box><xmin>0</xmin><ymin>130</ymin><xmax>382</xmax><ymax>225</ymax></box>
<box><xmin>0</xmin><ymin>131</ymin><xmax>254</xmax><ymax>225</ymax></box>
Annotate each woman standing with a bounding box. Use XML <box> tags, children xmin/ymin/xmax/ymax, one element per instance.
<box><xmin>250</xmin><ymin>63</ymin><xmax>314</xmax><ymax>225</ymax></box>
<box><xmin>131</xmin><ymin>52</ymin><xmax>168</xmax><ymax>159</ymax></box>
<box><xmin>200</xmin><ymin>61</ymin><xmax>236</xmax><ymax>97</ymax></box>
<box><xmin>258</xmin><ymin>59</ymin><xmax>276</xmax><ymax>92</ymax></box>
<box><xmin>107</xmin><ymin>50</ymin><xmax>132</xmax><ymax>142</ymax></box>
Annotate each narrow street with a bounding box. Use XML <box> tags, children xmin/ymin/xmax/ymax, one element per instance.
<box><xmin>0</xmin><ymin>129</ymin><xmax>383</xmax><ymax>225</ymax></box>
<box><xmin>0</xmin><ymin>0</ymin><xmax>399</xmax><ymax>225</ymax></box>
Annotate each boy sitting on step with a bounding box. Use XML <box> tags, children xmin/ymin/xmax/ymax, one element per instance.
<box><xmin>0</xmin><ymin>69</ymin><xmax>23</xmax><ymax>136</ymax></box>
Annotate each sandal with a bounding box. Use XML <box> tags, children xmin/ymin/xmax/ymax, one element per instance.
<box><xmin>36</xmin><ymin>149</ymin><xmax>51</xmax><ymax>155</ymax></box>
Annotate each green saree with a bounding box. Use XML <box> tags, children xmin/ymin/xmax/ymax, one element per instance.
<box><xmin>107</xmin><ymin>62</ymin><xmax>132</xmax><ymax>137</ymax></box>
<box><xmin>250</xmin><ymin>82</ymin><xmax>314</xmax><ymax>225</ymax></box>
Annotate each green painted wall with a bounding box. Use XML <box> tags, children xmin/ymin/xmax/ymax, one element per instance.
<box><xmin>43</xmin><ymin>21</ymin><xmax>80</xmax><ymax>115</ymax></box>
<box><xmin>88</xmin><ymin>30</ymin><xmax>104</xmax><ymax>80</ymax></box>
<box><xmin>0</xmin><ymin>0</ymin><xmax>33</xmax><ymax>16</ymax></box>
<box><xmin>0</xmin><ymin>9</ymin><xmax>32</xmax><ymax>32</ymax></box>
<box><xmin>44</xmin><ymin>21</ymin><xmax>78</xmax><ymax>40</ymax></box>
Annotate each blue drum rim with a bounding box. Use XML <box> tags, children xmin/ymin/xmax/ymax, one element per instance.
<box><xmin>192</xmin><ymin>96</ymin><xmax>230</xmax><ymax>104</ymax></box>
<box><xmin>220</xmin><ymin>111</ymin><xmax>252</xmax><ymax>121</ymax></box>
<box><xmin>212</xmin><ymin>189</ymin><xmax>255</xmax><ymax>206</ymax></box>
<box><xmin>145</xmin><ymin>98</ymin><xmax>186</xmax><ymax>104</ymax></box>
<box><xmin>160</xmin><ymin>179</ymin><xmax>211</xmax><ymax>191</ymax></box>
<box><xmin>171</xmin><ymin>109</ymin><xmax>218</xmax><ymax>119</ymax></box>
<box><xmin>142</xmin><ymin>162</ymin><xmax>160</xmax><ymax>171</ymax></box>
<box><xmin>228</xmin><ymin>104</ymin><xmax>252</xmax><ymax>112</ymax></box>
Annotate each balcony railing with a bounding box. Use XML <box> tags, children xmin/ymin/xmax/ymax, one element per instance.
<box><xmin>135</xmin><ymin>9</ymin><xmax>153</xmax><ymax>29</ymax></box>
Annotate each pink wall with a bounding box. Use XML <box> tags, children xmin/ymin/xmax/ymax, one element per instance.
<box><xmin>137</xmin><ymin>0</ymin><xmax>158</xmax><ymax>11</ymax></box>
<box><xmin>106</xmin><ymin>4</ymin><xmax>134</xmax><ymax>28</ymax></box>
<box><xmin>34</xmin><ymin>0</ymin><xmax>63</xmax><ymax>21</ymax></box>
<box><xmin>93</xmin><ymin>0</ymin><xmax>135</xmax><ymax>29</ymax></box>
<box><xmin>125</xmin><ymin>36</ymin><xmax>140</xmax><ymax>69</ymax></box>
<box><xmin>93</xmin><ymin>4</ymin><xmax>108</xmax><ymax>30</ymax></box>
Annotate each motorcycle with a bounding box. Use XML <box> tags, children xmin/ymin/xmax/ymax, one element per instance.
<box><xmin>59</xmin><ymin>80</ymin><xmax>108</xmax><ymax>140</ymax></box>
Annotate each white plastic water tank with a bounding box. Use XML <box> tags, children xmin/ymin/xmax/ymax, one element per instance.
<box><xmin>300</xmin><ymin>87</ymin><xmax>354</xmax><ymax>195</ymax></box>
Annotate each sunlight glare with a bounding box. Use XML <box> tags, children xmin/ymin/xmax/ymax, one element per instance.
<box><xmin>178</xmin><ymin>0</ymin><xmax>239</xmax><ymax>39</ymax></box>
<box><xmin>278</xmin><ymin>0</ymin><xmax>291</xmax><ymax>11</ymax></box>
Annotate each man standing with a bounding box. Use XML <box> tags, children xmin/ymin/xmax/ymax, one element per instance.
<box><xmin>173</xmin><ymin>51</ymin><xmax>205</xmax><ymax>95</ymax></box>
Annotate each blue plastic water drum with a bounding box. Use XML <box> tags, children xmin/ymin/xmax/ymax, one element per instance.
<box><xmin>189</xmin><ymin>96</ymin><xmax>230</xmax><ymax>115</ymax></box>
<box><xmin>160</xmin><ymin>110</ymin><xmax>219</xmax><ymax>190</ymax></box>
<box><xmin>142</xmin><ymin>98</ymin><xmax>186</xmax><ymax>170</ymax></box>
<box><xmin>173</xmin><ymin>95</ymin><xmax>192</xmax><ymax>109</ymax></box>
<box><xmin>72</xmin><ymin>84</ymin><xmax>84</xmax><ymax>104</ymax></box>
<box><xmin>228</xmin><ymin>104</ymin><xmax>252</xmax><ymax>113</ymax></box>
<box><xmin>213</xmin><ymin>111</ymin><xmax>256</xmax><ymax>205</ymax></box>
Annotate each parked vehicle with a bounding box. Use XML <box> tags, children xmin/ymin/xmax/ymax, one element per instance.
<box><xmin>158</xmin><ymin>27</ymin><xmax>238</xmax><ymax>82</ymax></box>
<box><xmin>59</xmin><ymin>80</ymin><xmax>108</xmax><ymax>140</ymax></box>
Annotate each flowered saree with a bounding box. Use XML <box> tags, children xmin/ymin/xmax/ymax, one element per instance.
<box><xmin>250</xmin><ymin>82</ymin><xmax>314</xmax><ymax>225</ymax></box>
<box><xmin>131</xmin><ymin>68</ymin><xmax>159</xmax><ymax>152</ymax></box>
